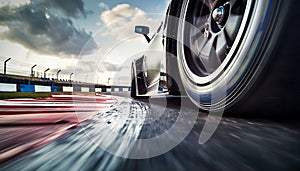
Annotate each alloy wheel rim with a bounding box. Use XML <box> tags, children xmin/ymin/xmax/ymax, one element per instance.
<box><xmin>182</xmin><ymin>0</ymin><xmax>248</xmax><ymax>79</ymax></box>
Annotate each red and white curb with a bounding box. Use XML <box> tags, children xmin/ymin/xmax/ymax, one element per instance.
<box><xmin>0</xmin><ymin>94</ymin><xmax>117</xmax><ymax>163</ymax></box>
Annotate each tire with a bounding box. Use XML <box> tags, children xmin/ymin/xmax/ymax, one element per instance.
<box><xmin>166</xmin><ymin>0</ymin><xmax>182</xmax><ymax>95</ymax></box>
<box><xmin>170</xmin><ymin>0</ymin><xmax>298</xmax><ymax>115</ymax></box>
<box><xmin>131</xmin><ymin>76</ymin><xmax>137</xmax><ymax>98</ymax></box>
<box><xmin>131</xmin><ymin>63</ymin><xmax>137</xmax><ymax>98</ymax></box>
<box><xmin>131</xmin><ymin>64</ymin><xmax>149</xmax><ymax>99</ymax></box>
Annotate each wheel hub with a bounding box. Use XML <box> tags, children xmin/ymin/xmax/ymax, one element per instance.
<box><xmin>212</xmin><ymin>6</ymin><xmax>225</xmax><ymax>25</ymax></box>
<box><xmin>211</xmin><ymin>2</ymin><xmax>231</xmax><ymax>31</ymax></box>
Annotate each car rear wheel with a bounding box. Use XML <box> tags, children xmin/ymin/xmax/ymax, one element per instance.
<box><xmin>131</xmin><ymin>64</ymin><xmax>137</xmax><ymax>98</ymax></box>
<box><xmin>131</xmin><ymin>76</ymin><xmax>137</xmax><ymax>98</ymax></box>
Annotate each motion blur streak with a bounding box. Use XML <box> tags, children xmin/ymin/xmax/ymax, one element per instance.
<box><xmin>0</xmin><ymin>94</ymin><xmax>116</xmax><ymax>163</ymax></box>
<box><xmin>1</xmin><ymin>94</ymin><xmax>299</xmax><ymax>170</ymax></box>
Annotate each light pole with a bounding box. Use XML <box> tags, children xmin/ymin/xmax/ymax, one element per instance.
<box><xmin>85</xmin><ymin>75</ymin><xmax>88</xmax><ymax>83</ymax></box>
<box><xmin>4</xmin><ymin>58</ymin><xmax>11</xmax><ymax>75</ymax></box>
<box><xmin>44</xmin><ymin>68</ymin><xmax>50</xmax><ymax>78</ymax></box>
<box><xmin>56</xmin><ymin>69</ymin><xmax>61</xmax><ymax>80</ymax></box>
<box><xmin>31</xmin><ymin>64</ymin><xmax>37</xmax><ymax>77</ymax></box>
<box><xmin>108</xmin><ymin>77</ymin><xmax>111</xmax><ymax>86</ymax></box>
<box><xmin>70</xmin><ymin>73</ymin><xmax>73</xmax><ymax>82</ymax></box>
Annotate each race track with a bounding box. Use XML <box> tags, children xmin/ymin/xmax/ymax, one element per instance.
<box><xmin>0</xmin><ymin>93</ymin><xmax>299</xmax><ymax>170</ymax></box>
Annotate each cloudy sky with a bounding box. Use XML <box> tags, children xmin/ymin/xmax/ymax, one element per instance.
<box><xmin>0</xmin><ymin>0</ymin><xmax>170</xmax><ymax>85</ymax></box>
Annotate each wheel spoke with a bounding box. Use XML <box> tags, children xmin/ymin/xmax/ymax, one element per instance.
<box><xmin>217</xmin><ymin>31</ymin><xmax>227</xmax><ymax>48</ymax></box>
<box><xmin>229</xmin><ymin>0</ymin><xmax>238</xmax><ymax>6</ymax></box>
<box><xmin>231</xmin><ymin>0</ymin><xmax>247</xmax><ymax>15</ymax></box>
<box><xmin>193</xmin><ymin>16</ymin><xmax>207</xmax><ymax>29</ymax></box>
<box><xmin>216</xmin><ymin>31</ymin><xmax>228</xmax><ymax>61</ymax></box>
<box><xmin>197</xmin><ymin>35</ymin><xmax>221</xmax><ymax>72</ymax></box>
<box><xmin>193</xmin><ymin>34</ymin><xmax>207</xmax><ymax>58</ymax></box>
<box><xmin>188</xmin><ymin>6</ymin><xmax>209</xmax><ymax>43</ymax></box>
<box><xmin>225</xmin><ymin>14</ymin><xmax>242</xmax><ymax>42</ymax></box>
<box><xmin>202</xmin><ymin>0</ymin><xmax>217</xmax><ymax>10</ymax></box>
<box><xmin>208</xmin><ymin>45</ymin><xmax>221</xmax><ymax>72</ymax></box>
<box><xmin>189</xmin><ymin>26</ymin><xmax>205</xmax><ymax>49</ymax></box>
<box><xmin>200</xmin><ymin>35</ymin><xmax>216</xmax><ymax>57</ymax></box>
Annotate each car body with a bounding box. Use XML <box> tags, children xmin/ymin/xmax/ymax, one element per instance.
<box><xmin>131</xmin><ymin>0</ymin><xmax>300</xmax><ymax>115</ymax></box>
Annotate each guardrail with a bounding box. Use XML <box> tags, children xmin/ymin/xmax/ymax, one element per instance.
<box><xmin>0</xmin><ymin>83</ymin><xmax>17</xmax><ymax>92</ymax></box>
<box><xmin>0</xmin><ymin>83</ymin><xmax>130</xmax><ymax>93</ymax></box>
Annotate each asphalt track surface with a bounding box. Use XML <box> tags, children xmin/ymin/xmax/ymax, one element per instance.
<box><xmin>0</xmin><ymin>92</ymin><xmax>299</xmax><ymax>170</ymax></box>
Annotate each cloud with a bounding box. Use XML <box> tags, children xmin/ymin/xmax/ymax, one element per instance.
<box><xmin>98</xmin><ymin>62</ymin><xmax>121</xmax><ymax>72</ymax></box>
<box><xmin>57</xmin><ymin>61</ymin><xmax>122</xmax><ymax>73</ymax></box>
<box><xmin>0</xmin><ymin>0</ymin><xmax>97</xmax><ymax>57</ymax></box>
<box><xmin>51</xmin><ymin>60</ymin><xmax>97</xmax><ymax>75</ymax></box>
<box><xmin>0</xmin><ymin>0</ymin><xmax>30</xmax><ymax>7</ymax></box>
<box><xmin>32</xmin><ymin>0</ymin><xmax>89</xmax><ymax>18</ymax></box>
<box><xmin>98</xmin><ymin>2</ymin><xmax>109</xmax><ymax>10</ymax></box>
<box><xmin>99</xmin><ymin>4</ymin><xmax>160</xmax><ymax>41</ymax></box>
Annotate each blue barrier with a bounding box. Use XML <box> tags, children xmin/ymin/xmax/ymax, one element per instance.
<box><xmin>51</xmin><ymin>86</ymin><xmax>57</xmax><ymax>92</ymax></box>
<box><xmin>158</xmin><ymin>86</ymin><xmax>163</xmax><ymax>92</ymax></box>
<box><xmin>18</xmin><ymin>84</ymin><xmax>130</xmax><ymax>93</ymax></box>
<box><xmin>20</xmin><ymin>84</ymin><xmax>35</xmax><ymax>92</ymax></box>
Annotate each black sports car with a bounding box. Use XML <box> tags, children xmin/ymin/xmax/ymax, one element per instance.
<box><xmin>131</xmin><ymin>0</ymin><xmax>300</xmax><ymax>116</ymax></box>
